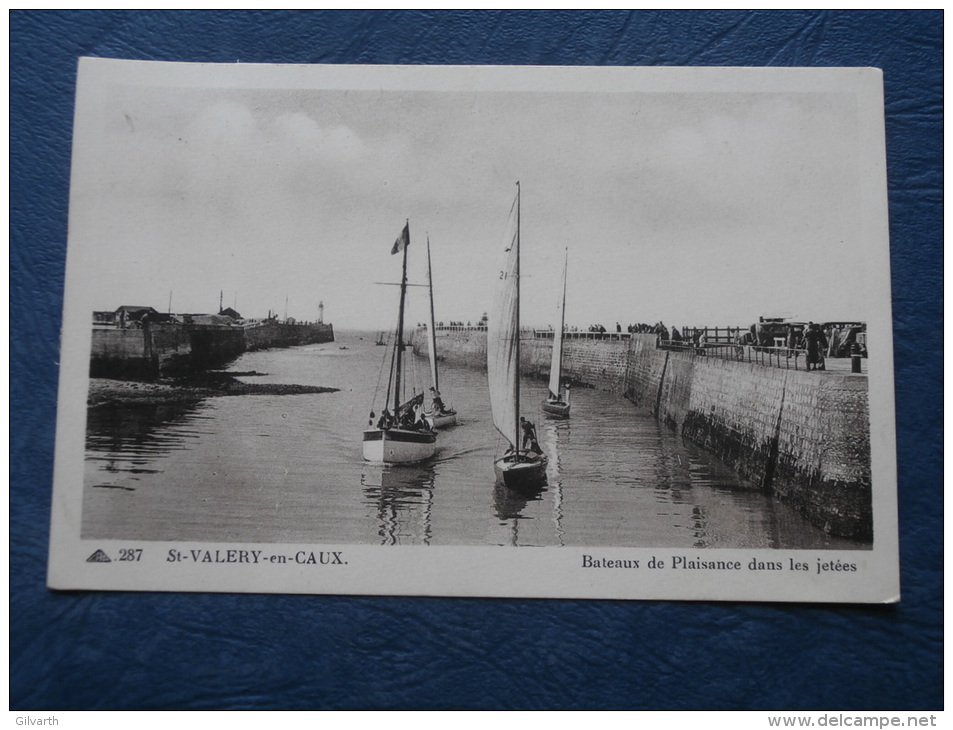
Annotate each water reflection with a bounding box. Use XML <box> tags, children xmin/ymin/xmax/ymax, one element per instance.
<box><xmin>493</xmin><ymin>480</ymin><xmax>545</xmax><ymax>520</ymax></box>
<box><xmin>492</xmin><ymin>416</ymin><xmax>568</xmax><ymax>547</ymax></box>
<box><xmin>492</xmin><ymin>481</ymin><xmax>546</xmax><ymax>546</ymax></box>
<box><xmin>361</xmin><ymin>462</ymin><xmax>436</xmax><ymax>546</ymax></box>
<box><xmin>540</xmin><ymin>418</ymin><xmax>566</xmax><ymax>547</ymax></box>
<box><xmin>86</xmin><ymin>402</ymin><xmax>207</xmax><ymax>490</ymax></box>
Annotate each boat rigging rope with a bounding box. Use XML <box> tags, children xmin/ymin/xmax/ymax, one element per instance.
<box><xmin>369</xmin><ymin>330</ymin><xmax>393</xmax><ymax>423</ymax></box>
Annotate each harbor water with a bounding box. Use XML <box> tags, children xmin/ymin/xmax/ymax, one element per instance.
<box><xmin>83</xmin><ymin>331</ymin><xmax>863</xmax><ymax>548</ymax></box>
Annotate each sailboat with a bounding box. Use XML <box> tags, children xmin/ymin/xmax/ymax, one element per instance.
<box><xmin>487</xmin><ymin>182</ymin><xmax>547</xmax><ymax>490</ymax></box>
<box><xmin>541</xmin><ymin>247</ymin><xmax>571</xmax><ymax>417</ymax></box>
<box><xmin>423</xmin><ymin>236</ymin><xmax>457</xmax><ymax>428</ymax></box>
<box><xmin>362</xmin><ymin>221</ymin><xmax>437</xmax><ymax>464</ymax></box>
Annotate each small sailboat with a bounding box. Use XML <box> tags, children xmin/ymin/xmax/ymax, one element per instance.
<box><xmin>541</xmin><ymin>247</ymin><xmax>571</xmax><ymax>417</ymax></box>
<box><xmin>375</xmin><ymin>331</ymin><xmax>386</xmax><ymax>346</ymax></box>
<box><xmin>423</xmin><ymin>236</ymin><xmax>457</xmax><ymax>428</ymax></box>
<box><xmin>487</xmin><ymin>182</ymin><xmax>547</xmax><ymax>490</ymax></box>
<box><xmin>363</xmin><ymin>221</ymin><xmax>437</xmax><ymax>464</ymax></box>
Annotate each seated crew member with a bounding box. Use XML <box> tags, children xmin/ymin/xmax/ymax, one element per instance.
<box><xmin>413</xmin><ymin>403</ymin><xmax>430</xmax><ymax>430</ymax></box>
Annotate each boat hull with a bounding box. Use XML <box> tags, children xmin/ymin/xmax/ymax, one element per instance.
<box><xmin>494</xmin><ymin>452</ymin><xmax>547</xmax><ymax>491</ymax></box>
<box><xmin>363</xmin><ymin>428</ymin><xmax>437</xmax><ymax>463</ymax></box>
<box><xmin>426</xmin><ymin>409</ymin><xmax>457</xmax><ymax>429</ymax></box>
<box><xmin>541</xmin><ymin>398</ymin><xmax>570</xmax><ymax>418</ymax></box>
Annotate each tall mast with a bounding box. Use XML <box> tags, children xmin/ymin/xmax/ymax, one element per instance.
<box><xmin>426</xmin><ymin>235</ymin><xmax>439</xmax><ymax>393</ymax></box>
<box><xmin>515</xmin><ymin>181</ymin><xmax>521</xmax><ymax>455</ymax></box>
<box><xmin>394</xmin><ymin>220</ymin><xmax>410</xmax><ymax>415</ymax></box>
<box><xmin>558</xmin><ymin>247</ymin><xmax>567</xmax><ymax>393</ymax></box>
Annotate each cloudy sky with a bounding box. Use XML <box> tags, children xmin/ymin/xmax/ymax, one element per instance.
<box><xmin>66</xmin><ymin>61</ymin><xmax>889</xmax><ymax>332</ymax></box>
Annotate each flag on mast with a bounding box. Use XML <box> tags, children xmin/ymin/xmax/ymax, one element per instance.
<box><xmin>391</xmin><ymin>222</ymin><xmax>410</xmax><ymax>255</ymax></box>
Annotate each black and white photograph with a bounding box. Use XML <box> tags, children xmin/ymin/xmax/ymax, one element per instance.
<box><xmin>48</xmin><ymin>58</ymin><xmax>898</xmax><ymax>602</ymax></box>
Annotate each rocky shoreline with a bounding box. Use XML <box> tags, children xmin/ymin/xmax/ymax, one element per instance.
<box><xmin>87</xmin><ymin>372</ymin><xmax>338</xmax><ymax>408</ymax></box>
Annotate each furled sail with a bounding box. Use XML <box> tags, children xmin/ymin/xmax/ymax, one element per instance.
<box><xmin>397</xmin><ymin>392</ymin><xmax>424</xmax><ymax>421</ymax></box>
<box><xmin>487</xmin><ymin>190</ymin><xmax>521</xmax><ymax>447</ymax></box>
<box><xmin>548</xmin><ymin>248</ymin><xmax>568</xmax><ymax>399</ymax></box>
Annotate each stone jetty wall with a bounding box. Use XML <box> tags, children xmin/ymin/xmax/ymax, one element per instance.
<box><xmin>527</xmin><ymin>336</ymin><xmax>632</xmax><ymax>393</ymax></box>
<box><xmin>421</xmin><ymin>327</ymin><xmax>631</xmax><ymax>393</ymax></box>
<box><xmin>412</xmin><ymin>327</ymin><xmax>872</xmax><ymax>540</ymax></box>
<box><xmin>244</xmin><ymin>321</ymin><xmax>335</xmax><ymax>350</ymax></box>
<box><xmin>89</xmin><ymin>324</ymin><xmax>193</xmax><ymax>379</ymax></box>
<box><xmin>90</xmin><ymin>321</ymin><xmax>335</xmax><ymax>380</ymax></box>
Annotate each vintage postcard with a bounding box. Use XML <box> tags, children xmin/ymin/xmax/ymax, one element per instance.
<box><xmin>48</xmin><ymin>59</ymin><xmax>899</xmax><ymax>602</ymax></box>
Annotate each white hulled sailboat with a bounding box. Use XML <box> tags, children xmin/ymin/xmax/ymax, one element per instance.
<box><xmin>487</xmin><ymin>182</ymin><xmax>547</xmax><ymax>490</ymax></box>
<box><xmin>541</xmin><ymin>247</ymin><xmax>570</xmax><ymax>417</ymax></box>
<box><xmin>362</xmin><ymin>222</ymin><xmax>437</xmax><ymax>463</ymax></box>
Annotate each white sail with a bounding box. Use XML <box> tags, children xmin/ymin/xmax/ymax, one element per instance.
<box><xmin>487</xmin><ymin>190</ymin><xmax>521</xmax><ymax>447</ymax></box>
<box><xmin>548</xmin><ymin>248</ymin><xmax>568</xmax><ymax>398</ymax></box>
<box><xmin>425</xmin><ymin>238</ymin><xmax>439</xmax><ymax>393</ymax></box>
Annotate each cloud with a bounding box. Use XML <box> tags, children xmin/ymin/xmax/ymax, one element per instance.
<box><xmin>271</xmin><ymin>111</ymin><xmax>365</xmax><ymax>164</ymax></box>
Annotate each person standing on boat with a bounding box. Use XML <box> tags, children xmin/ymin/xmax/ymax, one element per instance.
<box><xmin>430</xmin><ymin>386</ymin><xmax>446</xmax><ymax>413</ymax></box>
<box><xmin>520</xmin><ymin>417</ymin><xmax>542</xmax><ymax>455</ymax></box>
<box><xmin>549</xmin><ymin>381</ymin><xmax>570</xmax><ymax>403</ymax></box>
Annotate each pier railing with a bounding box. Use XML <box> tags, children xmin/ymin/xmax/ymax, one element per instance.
<box><xmin>433</xmin><ymin>325</ymin><xmax>632</xmax><ymax>340</ymax></box>
<box><xmin>532</xmin><ymin>329</ymin><xmax>631</xmax><ymax>341</ymax></box>
<box><xmin>433</xmin><ymin>325</ymin><xmax>488</xmax><ymax>333</ymax></box>
<box><xmin>685</xmin><ymin>326</ymin><xmax>745</xmax><ymax>344</ymax></box>
<box><xmin>661</xmin><ymin>340</ymin><xmax>808</xmax><ymax>370</ymax></box>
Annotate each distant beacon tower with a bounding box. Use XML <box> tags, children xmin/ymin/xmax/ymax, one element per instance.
<box><xmin>318</xmin><ymin>301</ymin><xmax>324</xmax><ymax>324</ymax></box>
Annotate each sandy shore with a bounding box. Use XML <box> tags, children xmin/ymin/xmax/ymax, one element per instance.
<box><xmin>87</xmin><ymin>376</ymin><xmax>338</xmax><ymax>407</ymax></box>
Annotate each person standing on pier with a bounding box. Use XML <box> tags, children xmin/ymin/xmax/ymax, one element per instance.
<box><xmin>804</xmin><ymin>322</ymin><xmax>828</xmax><ymax>371</ymax></box>
<box><xmin>785</xmin><ymin>326</ymin><xmax>798</xmax><ymax>359</ymax></box>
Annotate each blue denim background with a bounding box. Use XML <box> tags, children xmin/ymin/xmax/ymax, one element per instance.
<box><xmin>10</xmin><ymin>11</ymin><xmax>942</xmax><ymax>710</ymax></box>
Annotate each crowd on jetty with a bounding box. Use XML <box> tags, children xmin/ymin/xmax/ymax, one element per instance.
<box><xmin>430</xmin><ymin>316</ymin><xmax>865</xmax><ymax>367</ymax></box>
<box><xmin>566</xmin><ymin>320</ymin><xmax>865</xmax><ymax>357</ymax></box>
<box><xmin>582</xmin><ymin>321</ymin><xmax>697</xmax><ymax>340</ymax></box>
